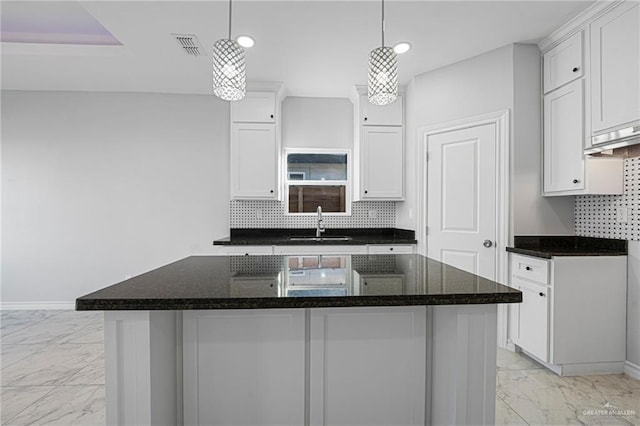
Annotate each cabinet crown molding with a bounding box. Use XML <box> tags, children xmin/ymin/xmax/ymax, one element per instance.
<box><xmin>538</xmin><ymin>0</ymin><xmax>625</xmax><ymax>53</ymax></box>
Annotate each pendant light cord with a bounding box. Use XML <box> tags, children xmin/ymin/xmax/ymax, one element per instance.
<box><xmin>228</xmin><ymin>0</ymin><xmax>232</xmax><ymax>40</ymax></box>
<box><xmin>381</xmin><ymin>0</ymin><xmax>385</xmax><ymax>47</ymax></box>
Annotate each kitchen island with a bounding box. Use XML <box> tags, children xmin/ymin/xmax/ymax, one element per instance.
<box><xmin>77</xmin><ymin>254</ymin><xmax>521</xmax><ymax>426</ymax></box>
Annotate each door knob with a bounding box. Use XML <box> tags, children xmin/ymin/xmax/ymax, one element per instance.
<box><xmin>483</xmin><ymin>240</ymin><xmax>493</xmax><ymax>248</ymax></box>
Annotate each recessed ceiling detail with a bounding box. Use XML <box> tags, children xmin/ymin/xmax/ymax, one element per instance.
<box><xmin>1</xmin><ymin>1</ymin><xmax>121</xmax><ymax>46</ymax></box>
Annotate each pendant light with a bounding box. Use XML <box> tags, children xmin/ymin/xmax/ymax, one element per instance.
<box><xmin>213</xmin><ymin>0</ymin><xmax>246</xmax><ymax>101</ymax></box>
<box><xmin>367</xmin><ymin>0</ymin><xmax>398</xmax><ymax>105</ymax></box>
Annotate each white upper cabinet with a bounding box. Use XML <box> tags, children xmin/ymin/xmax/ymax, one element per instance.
<box><xmin>353</xmin><ymin>86</ymin><xmax>405</xmax><ymax>201</ymax></box>
<box><xmin>231</xmin><ymin>123</ymin><xmax>278</xmax><ymax>199</ymax></box>
<box><xmin>360</xmin><ymin>126</ymin><xmax>404</xmax><ymax>199</ymax></box>
<box><xmin>543</xmin><ymin>79</ymin><xmax>585</xmax><ymax>193</ymax></box>
<box><xmin>590</xmin><ymin>1</ymin><xmax>640</xmax><ymax>134</ymax></box>
<box><xmin>359</xmin><ymin>94</ymin><xmax>403</xmax><ymax>126</ymax></box>
<box><xmin>229</xmin><ymin>86</ymin><xmax>282</xmax><ymax>200</ymax></box>
<box><xmin>543</xmin><ymin>31</ymin><xmax>584</xmax><ymax>94</ymax></box>
<box><xmin>231</xmin><ymin>92</ymin><xmax>276</xmax><ymax>123</ymax></box>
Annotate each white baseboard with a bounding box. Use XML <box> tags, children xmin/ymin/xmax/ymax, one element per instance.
<box><xmin>625</xmin><ymin>361</ymin><xmax>640</xmax><ymax>380</ymax></box>
<box><xmin>0</xmin><ymin>301</ymin><xmax>75</xmax><ymax>310</ymax></box>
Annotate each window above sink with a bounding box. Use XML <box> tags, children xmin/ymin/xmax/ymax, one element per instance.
<box><xmin>285</xmin><ymin>149</ymin><xmax>351</xmax><ymax>215</ymax></box>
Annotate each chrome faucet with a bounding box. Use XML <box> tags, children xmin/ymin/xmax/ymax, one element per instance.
<box><xmin>316</xmin><ymin>205</ymin><xmax>326</xmax><ymax>237</ymax></box>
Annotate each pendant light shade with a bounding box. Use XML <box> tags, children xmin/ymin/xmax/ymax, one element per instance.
<box><xmin>367</xmin><ymin>0</ymin><xmax>398</xmax><ymax>105</ymax></box>
<box><xmin>213</xmin><ymin>0</ymin><xmax>246</xmax><ymax>101</ymax></box>
<box><xmin>368</xmin><ymin>46</ymin><xmax>398</xmax><ymax>105</ymax></box>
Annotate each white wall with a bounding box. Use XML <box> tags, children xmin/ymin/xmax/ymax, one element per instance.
<box><xmin>282</xmin><ymin>97</ymin><xmax>353</xmax><ymax>149</ymax></box>
<box><xmin>628</xmin><ymin>241</ymin><xmax>640</xmax><ymax>368</ymax></box>
<box><xmin>397</xmin><ymin>44</ymin><xmax>575</xmax><ymax>236</ymax></box>
<box><xmin>1</xmin><ymin>90</ymin><xmax>230</xmax><ymax>307</ymax></box>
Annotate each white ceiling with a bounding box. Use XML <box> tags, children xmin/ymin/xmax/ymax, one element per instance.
<box><xmin>1</xmin><ymin>0</ymin><xmax>595</xmax><ymax>98</ymax></box>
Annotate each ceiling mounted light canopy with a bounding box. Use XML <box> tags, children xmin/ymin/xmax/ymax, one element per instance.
<box><xmin>393</xmin><ymin>42</ymin><xmax>412</xmax><ymax>54</ymax></box>
<box><xmin>368</xmin><ymin>0</ymin><xmax>398</xmax><ymax>106</ymax></box>
<box><xmin>212</xmin><ymin>0</ymin><xmax>246</xmax><ymax>101</ymax></box>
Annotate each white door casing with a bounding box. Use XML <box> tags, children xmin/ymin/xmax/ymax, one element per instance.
<box><xmin>417</xmin><ymin>110</ymin><xmax>510</xmax><ymax>345</ymax></box>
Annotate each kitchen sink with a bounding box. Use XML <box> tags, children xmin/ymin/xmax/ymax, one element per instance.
<box><xmin>288</xmin><ymin>236</ymin><xmax>353</xmax><ymax>241</ymax></box>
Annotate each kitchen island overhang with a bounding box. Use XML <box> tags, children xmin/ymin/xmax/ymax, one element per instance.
<box><xmin>76</xmin><ymin>254</ymin><xmax>521</xmax><ymax>426</ymax></box>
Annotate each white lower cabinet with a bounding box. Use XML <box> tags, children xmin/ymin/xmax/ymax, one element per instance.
<box><xmin>509</xmin><ymin>253</ymin><xmax>627</xmax><ymax>375</ymax></box>
<box><xmin>183</xmin><ymin>307</ymin><xmax>426</xmax><ymax>426</ymax></box>
<box><xmin>214</xmin><ymin>245</ymin><xmax>274</xmax><ymax>256</ymax></box>
<box><xmin>512</xmin><ymin>277</ymin><xmax>549</xmax><ymax>362</ymax></box>
<box><xmin>183</xmin><ymin>310</ymin><xmax>306</xmax><ymax>426</ymax></box>
<box><xmin>309</xmin><ymin>307</ymin><xmax>426</xmax><ymax>426</ymax></box>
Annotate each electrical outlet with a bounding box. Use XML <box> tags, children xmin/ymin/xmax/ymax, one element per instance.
<box><xmin>616</xmin><ymin>207</ymin><xmax>629</xmax><ymax>223</ymax></box>
<box><xmin>368</xmin><ymin>210</ymin><xmax>378</xmax><ymax>219</ymax></box>
<box><xmin>256</xmin><ymin>209</ymin><xmax>262</xmax><ymax>219</ymax></box>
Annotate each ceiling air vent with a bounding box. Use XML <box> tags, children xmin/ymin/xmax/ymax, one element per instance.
<box><xmin>171</xmin><ymin>33</ymin><xmax>206</xmax><ymax>57</ymax></box>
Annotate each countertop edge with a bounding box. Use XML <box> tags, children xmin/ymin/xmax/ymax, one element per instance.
<box><xmin>506</xmin><ymin>246</ymin><xmax>627</xmax><ymax>259</ymax></box>
<box><xmin>76</xmin><ymin>293</ymin><xmax>522</xmax><ymax>311</ymax></box>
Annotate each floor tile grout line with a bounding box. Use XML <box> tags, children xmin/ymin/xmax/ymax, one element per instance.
<box><xmin>497</xmin><ymin>395</ymin><xmax>531</xmax><ymax>425</ymax></box>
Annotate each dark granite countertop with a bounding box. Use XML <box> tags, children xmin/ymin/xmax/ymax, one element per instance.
<box><xmin>76</xmin><ymin>254</ymin><xmax>521</xmax><ymax>311</ymax></box>
<box><xmin>506</xmin><ymin>236</ymin><xmax>628</xmax><ymax>259</ymax></box>
<box><xmin>214</xmin><ymin>228</ymin><xmax>417</xmax><ymax>246</ymax></box>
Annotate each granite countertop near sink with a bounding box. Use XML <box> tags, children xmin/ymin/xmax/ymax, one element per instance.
<box><xmin>214</xmin><ymin>228</ymin><xmax>417</xmax><ymax>246</ymax></box>
<box><xmin>76</xmin><ymin>254</ymin><xmax>521</xmax><ymax>311</ymax></box>
<box><xmin>506</xmin><ymin>236</ymin><xmax>628</xmax><ymax>259</ymax></box>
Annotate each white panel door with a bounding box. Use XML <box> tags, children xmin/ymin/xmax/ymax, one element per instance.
<box><xmin>543</xmin><ymin>79</ymin><xmax>585</xmax><ymax>193</ymax></box>
<box><xmin>361</xmin><ymin>126</ymin><xmax>404</xmax><ymax>199</ymax></box>
<box><xmin>231</xmin><ymin>123</ymin><xmax>278</xmax><ymax>199</ymax></box>
<box><xmin>590</xmin><ymin>1</ymin><xmax>640</xmax><ymax>133</ymax></box>
<box><xmin>427</xmin><ymin>123</ymin><xmax>497</xmax><ymax>280</ymax></box>
<box><xmin>309</xmin><ymin>307</ymin><xmax>426</xmax><ymax>426</ymax></box>
<box><xmin>183</xmin><ymin>310</ymin><xmax>305</xmax><ymax>426</ymax></box>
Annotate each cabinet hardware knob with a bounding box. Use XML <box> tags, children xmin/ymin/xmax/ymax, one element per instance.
<box><xmin>244</xmin><ymin>253</ymin><xmax>249</xmax><ymax>256</ymax></box>
<box><xmin>525</xmin><ymin>266</ymin><xmax>532</xmax><ymax>271</ymax></box>
<box><xmin>364</xmin><ymin>190</ymin><xmax>368</xmax><ymax>194</ymax></box>
<box><xmin>539</xmin><ymin>292</ymin><xmax>545</xmax><ymax>297</ymax></box>
<box><xmin>364</xmin><ymin>117</ymin><xmax>368</xmax><ymax>121</ymax></box>
<box><xmin>390</xmin><ymin>247</ymin><xmax>394</xmax><ymax>251</ymax></box>
<box><xmin>270</xmin><ymin>114</ymin><xmax>274</xmax><ymax>119</ymax></box>
<box><xmin>573</xmin><ymin>179</ymin><xmax>579</xmax><ymax>184</ymax></box>
<box><xmin>270</xmin><ymin>189</ymin><xmax>274</xmax><ymax>193</ymax></box>
<box><xmin>572</xmin><ymin>67</ymin><xmax>580</xmax><ymax>72</ymax></box>
<box><xmin>364</xmin><ymin>282</ymin><xmax>368</xmax><ymax>285</ymax></box>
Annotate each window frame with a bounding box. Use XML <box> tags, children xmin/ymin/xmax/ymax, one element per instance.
<box><xmin>283</xmin><ymin>148</ymin><xmax>352</xmax><ymax>216</ymax></box>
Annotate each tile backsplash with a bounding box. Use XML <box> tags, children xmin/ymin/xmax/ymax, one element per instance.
<box><xmin>575</xmin><ymin>156</ymin><xmax>639</xmax><ymax>241</ymax></box>
<box><xmin>230</xmin><ymin>200</ymin><xmax>396</xmax><ymax>228</ymax></box>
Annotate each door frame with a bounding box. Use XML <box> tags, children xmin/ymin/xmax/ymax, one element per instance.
<box><xmin>417</xmin><ymin>110</ymin><xmax>511</xmax><ymax>348</ymax></box>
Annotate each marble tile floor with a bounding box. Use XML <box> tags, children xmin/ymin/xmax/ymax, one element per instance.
<box><xmin>1</xmin><ymin>310</ymin><xmax>639</xmax><ymax>425</ymax></box>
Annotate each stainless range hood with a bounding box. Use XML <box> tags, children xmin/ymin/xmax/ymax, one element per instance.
<box><xmin>586</xmin><ymin>124</ymin><xmax>640</xmax><ymax>154</ymax></box>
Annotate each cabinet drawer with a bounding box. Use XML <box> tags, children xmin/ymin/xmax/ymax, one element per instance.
<box><xmin>273</xmin><ymin>245</ymin><xmax>368</xmax><ymax>255</ymax></box>
<box><xmin>367</xmin><ymin>245</ymin><xmax>415</xmax><ymax>254</ymax></box>
<box><xmin>221</xmin><ymin>245</ymin><xmax>274</xmax><ymax>256</ymax></box>
<box><xmin>543</xmin><ymin>31</ymin><xmax>584</xmax><ymax>93</ymax></box>
<box><xmin>511</xmin><ymin>254</ymin><xmax>549</xmax><ymax>285</ymax></box>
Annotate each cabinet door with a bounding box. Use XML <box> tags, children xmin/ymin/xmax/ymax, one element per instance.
<box><xmin>231</xmin><ymin>123</ymin><xmax>278</xmax><ymax>199</ymax></box>
<box><xmin>230</xmin><ymin>276</ymin><xmax>279</xmax><ymax>297</ymax></box>
<box><xmin>360</xmin><ymin>275</ymin><xmax>405</xmax><ymax>295</ymax></box>
<box><xmin>590</xmin><ymin>1</ymin><xmax>640</xmax><ymax>133</ymax></box>
<box><xmin>231</xmin><ymin>92</ymin><xmax>276</xmax><ymax>123</ymax></box>
<box><xmin>513</xmin><ymin>277</ymin><xmax>549</xmax><ymax>362</ymax></box>
<box><xmin>543</xmin><ymin>79</ymin><xmax>585</xmax><ymax>194</ymax></box>
<box><xmin>183</xmin><ymin>310</ymin><xmax>305</xmax><ymax>426</ymax></box>
<box><xmin>309</xmin><ymin>307</ymin><xmax>426</xmax><ymax>426</ymax></box>
<box><xmin>361</xmin><ymin>126</ymin><xmax>404</xmax><ymax>199</ymax></box>
<box><xmin>543</xmin><ymin>31</ymin><xmax>584</xmax><ymax>93</ymax></box>
<box><xmin>360</xmin><ymin>94</ymin><xmax>403</xmax><ymax>126</ymax></box>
